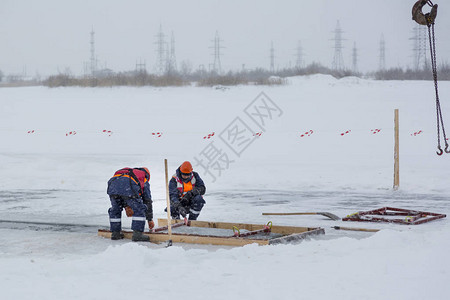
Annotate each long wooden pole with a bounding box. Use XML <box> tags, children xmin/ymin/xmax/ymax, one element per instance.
<box><xmin>262</xmin><ymin>212</ymin><xmax>340</xmax><ymax>221</ymax></box>
<box><xmin>164</xmin><ymin>159</ymin><xmax>172</xmax><ymax>238</ymax></box>
<box><xmin>332</xmin><ymin>226</ymin><xmax>379</xmax><ymax>233</ymax></box>
<box><xmin>394</xmin><ymin>109</ymin><xmax>400</xmax><ymax>190</ymax></box>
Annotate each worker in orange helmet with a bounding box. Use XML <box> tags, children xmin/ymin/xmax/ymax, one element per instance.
<box><xmin>168</xmin><ymin>161</ymin><xmax>206</xmax><ymax>220</ymax></box>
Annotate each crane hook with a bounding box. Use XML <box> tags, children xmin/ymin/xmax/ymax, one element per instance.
<box><xmin>412</xmin><ymin>0</ymin><xmax>438</xmax><ymax>25</ymax></box>
<box><xmin>445</xmin><ymin>144</ymin><xmax>450</xmax><ymax>154</ymax></box>
<box><xmin>437</xmin><ymin>146</ymin><xmax>443</xmax><ymax>156</ymax></box>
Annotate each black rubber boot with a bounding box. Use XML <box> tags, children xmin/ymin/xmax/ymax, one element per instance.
<box><xmin>132</xmin><ymin>230</ymin><xmax>150</xmax><ymax>242</ymax></box>
<box><xmin>111</xmin><ymin>231</ymin><xmax>124</xmax><ymax>240</ymax></box>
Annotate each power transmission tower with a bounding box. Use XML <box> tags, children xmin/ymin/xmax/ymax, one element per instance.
<box><xmin>352</xmin><ymin>42</ymin><xmax>358</xmax><ymax>73</ymax></box>
<box><xmin>410</xmin><ymin>25</ymin><xmax>428</xmax><ymax>70</ymax></box>
<box><xmin>295</xmin><ymin>40</ymin><xmax>304</xmax><ymax>68</ymax></box>
<box><xmin>331</xmin><ymin>20</ymin><xmax>345</xmax><ymax>71</ymax></box>
<box><xmin>83</xmin><ymin>62</ymin><xmax>89</xmax><ymax>77</ymax></box>
<box><xmin>90</xmin><ymin>27</ymin><xmax>97</xmax><ymax>76</ymax></box>
<box><xmin>165</xmin><ymin>41</ymin><xmax>170</xmax><ymax>74</ymax></box>
<box><xmin>168</xmin><ymin>31</ymin><xmax>177</xmax><ymax>73</ymax></box>
<box><xmin>155</xmin><ymin>24</ymin><xmax>166</xmax><ymax>75</ymax></box>
<box><xmin>270</xmin><ymin>41</ymin><xmax>275</xmax><ymax>73</ymax></box>
<box><xmin>379</xmin><ymin>34</ymin><xmax>386</xmax><ymax>70</ymax></box>
<box><xmin>136</xmin><ymin>59</ymin><xmax>146</xmax><ymax>73</ymax></box>
<box><xmin>210</xmin><ymin>31</ymin><xmax>224</xmax><ymax>74</ymax></box>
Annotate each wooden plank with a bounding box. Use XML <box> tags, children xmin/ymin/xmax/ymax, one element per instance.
<box><xmin>394</xmin><ymin>108</ymin><xmax>400</xmax><ymax>190</ymax></box>
<box><xmin>160</xmin><ymin>219</ymin><xmax>266</xmax><ymax>231</ymax></box>
<box><xmin>332</xmin><ymin>226</ymin><xmax>380</xmax><ymax>232</ymax></box>
<box><xmin>157</xmin><ymin>219</ymin><xmax>318</xmax><ymax>235</ymax></box>
<box><xmin>98</xmin><ymin>229</ymin><xmax>134</xmax><ymax>240</ymax></box>
<box><xmin>164</xmin><ymin>159</ymin><xmax>173</xmax><ymax>237</ymax></box>
<box><xmin>98</xmin><ymin>229</ymin><xmax>269</xmax><ymax>246</ymax></box>
<box><xmin>262</xmin><ymin>212</ymin><xmax>340</xmax><ymax>221</ymax></box>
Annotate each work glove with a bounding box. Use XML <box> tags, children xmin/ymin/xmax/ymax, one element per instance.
<box><xmin>148</xmin><ymin>220</ymin><xmax>155</xmax><ymax>230</ymax></box>
<box><xmin>184</xmin><ymin>189</ymin><xmax>200</xmax><ymax>201</ymax></box>
<box><xmin>125</xmin><ymin>206</ymin><xmax>134</xmax><ymax>217</ymax></box>
<box><xmin>184</xmin><ymin>191</ymin><xmax>194</xmax><ymax>200</ymax></box>
<box><xmin>178</xmin><ymin>206</ymin><xmax>188</xmax><ymax>218</ymax></box>
<box><xmin>180</xmin><ymin>196</ymin><xmax>191</xmax><ymax>207</ymax></box>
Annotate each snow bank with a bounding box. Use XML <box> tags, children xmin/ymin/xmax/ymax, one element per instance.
<box><xmin>1</xmin><ymin>228</ymin><xmax>449</xmax><ymax>300</ymax></box>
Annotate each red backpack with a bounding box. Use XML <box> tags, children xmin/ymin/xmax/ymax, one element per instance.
<box><xmin>113</xmin><ymin>167</ymin><xmax>150</xmax><ymax>195</ymax></box>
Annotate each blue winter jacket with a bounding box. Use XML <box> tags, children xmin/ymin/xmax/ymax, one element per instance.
<box><xmin>107</xmin><ymin>170</ymin><xmax>152</xmax><ymax>220</ymax></box>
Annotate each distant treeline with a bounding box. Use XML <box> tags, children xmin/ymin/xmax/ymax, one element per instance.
<box><xmin>372</xmin><ymin>64</ymin><xmax>450</xmax><ymax>80</ymax></box>
<box><xmin>13</xmin><ymin>62</ymin><xmax>450</xmax><ymax>88</ymax></box>
<box><xmin>42</xmin><ymin>70</ymin><xmax>288</xmax><ymax>88</ymax></box>
<box><xmin>43</xmin><ymin>72</ymin><xmax>186</xmax><ymax>88</ymax></box>
<box><xmin>41</xmin><ymin>63</ymin><xmax>355</xmax><ymax>88</ymax></box>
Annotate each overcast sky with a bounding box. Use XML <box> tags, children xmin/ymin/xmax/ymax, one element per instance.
<box><xmin>1</xmin><ymin>0</ymin><xmax>450</xmax><ymax>77</ymax></box>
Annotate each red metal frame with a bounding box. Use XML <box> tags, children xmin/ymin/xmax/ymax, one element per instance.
<box><xmin>233</xmin><ymin>226</ymin><xmax>271</xmax><ymax>238</ymax></box>
<box><xmin>151</xmin><ymin>218</ymin><xmax>189</xmax><ymax>233</ymax></box>
<box><xmin>342</xmin><ymin>207</ymin><xmax>446</xmax><ymax>225</ymax></box>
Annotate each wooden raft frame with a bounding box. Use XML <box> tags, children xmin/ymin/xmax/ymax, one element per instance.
<box><xmin>342</xmin><ymin>207</ymin><xmax>446</xmax><ymax>225</ymax></box>
<box><xmin>98</xmin><ymin>219</ymin><xmax>324</xmax><ymax>246</ymax></box>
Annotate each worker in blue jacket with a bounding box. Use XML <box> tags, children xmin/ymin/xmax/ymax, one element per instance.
<box><xmin>107</xmin><ymin>167</ymin><xmax>154</xmax><ymax>241</ymax></box>
<box><xmin>169</xmin><ymin>161</ymin><xmax>206</xmax><ymax>220</ymax></box>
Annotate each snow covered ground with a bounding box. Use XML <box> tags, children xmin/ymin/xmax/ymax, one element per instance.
<box><xmin>1</xmin><ymin>76</ymin><xmax>450</xmax><ymax>299</ymax></box>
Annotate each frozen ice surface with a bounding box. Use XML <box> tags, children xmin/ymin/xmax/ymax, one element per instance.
<box><xmin>1</xmin><ymin>77</ymin><xmax>450</xmax><ymax>299</ymax></box>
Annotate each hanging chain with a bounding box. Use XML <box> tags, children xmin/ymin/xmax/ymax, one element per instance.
<box><xmin>426</xmin><ymin>18</ymin><xmax>449</xmax><ymax>155</ymax></box>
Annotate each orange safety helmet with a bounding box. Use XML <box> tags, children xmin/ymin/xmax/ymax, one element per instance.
<box><xmin>180</xmin><ymin>161</ymin><xmax>193</xmax><ymax>173</ymax></box>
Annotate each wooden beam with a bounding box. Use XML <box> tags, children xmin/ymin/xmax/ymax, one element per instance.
<box><xmin>332</xmin><ymin>226</ymin><xmax>380</xmax><ymax>232</ymax></box>
<box><xmin>164</xmin><ymin>159</ymin><xmax>172</xmax><ymax>237</ymax></box>
<box><xmin>394</xmin><ymin>108</ymin><xmax>400</xmax><ymax>190</ymax></box>
<box><xmin>98</xmin><ymin>229</ymin><xmax>269</xmax><ymax>246</ymax></box>
<box><xmin>157</xmin><ymin>219</ymin><xmax>318</xmax><ymax>235</ymax></box>
<box><xmin>262</xmin><ymin>212</ymin><xmax>340</xmax><ymax>221</ymax></box>
<box><xmin>98</xmin><ymin>220</ymin><xmax>325</xmax><ymax>247</ymax></box>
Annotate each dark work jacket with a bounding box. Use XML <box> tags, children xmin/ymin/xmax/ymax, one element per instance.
<box><xmin>107</xmin><ymin>169</ymin><xmax>153</xmax><ymax>220</ymax></box>
<box><xmin>169</xmin><ymin>168</ymin><xmax>206</xmax><ymax>205</ymax></box>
